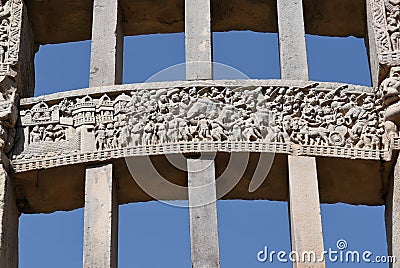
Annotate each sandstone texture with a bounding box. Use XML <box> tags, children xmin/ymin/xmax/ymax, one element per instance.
<box><xmin>26</xmin><ymin>0</ymin><xmax>366</xmax><ymax>44</ymax></box>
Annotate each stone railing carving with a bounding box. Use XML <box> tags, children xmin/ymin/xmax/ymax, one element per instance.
<box><xmin>10</xmin><ymin>80</ymin><xmax>391</xmax><ymax>173</ymax></box>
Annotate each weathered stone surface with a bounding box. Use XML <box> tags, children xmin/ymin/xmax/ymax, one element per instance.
<box><xmin>89</xmin><ymin>0</ymin><xmax>123</xmax><ymax>87</ymax></box>
<box><xmin>26</xmin><ymin>0</ymin><xmax>367</xmax><ymax>44</ymax></box>
<box><xmin>277</xmin><ymin>0</ymin><xmax>308</xmax><ymax>80</ymax></box>
<box><xmin>0</xmin><ymin>10</ymin><xmax>33</xmax><ymax>267</ymax></box>
<box><xmin>185</xmin><ymin>0</ymin><xmax>212</xmax><ymax>80</ymax></box>
<box><xmin>12</xmin><ymin>154</ymin><xmax>388</xmax><ymax>214</ymax></box>
<box><xmin>288</xmin><ymin>156</ymin><xmax>325</xmax><ymax>268</ymax></box>
<box><xmin>11</xmin><ymin>80</ymin><xmax>387</xmax><ymax>176</ymax></box>
<box><xmin>83</xmin><ymin>164</ymin><xmax>118</xmax><ymax>268</ymax></box>
<box><xmin>366</xmin><ymin>0</ymin><xmax>380</xmax><ymax>87</ymax></box>
<box><xmin>385</xmin><ymin>153</ymin><xmax>400</xmax><ymax>268</ymax></box>
<box><xmin>188</xmin><ymin>158</ymin><xmax>220</xmax><ymax>268</ymax></box>
<box><xmin>18</xmin><ymin>3</ymin><xmax>35</xmax><ymax>98</ymax></box>
<box><xmin>0</xmin><ymin>166</ymin><xmax>19</xmax><ymax>268</ymax></box>
<box><xmin>370</xmin><ymin>0</ymin><xmax>400</xmax><ymax>66</ymax></box>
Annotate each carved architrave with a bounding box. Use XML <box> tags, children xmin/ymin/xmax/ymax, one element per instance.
<box><xmin>11</xmin><ymin>80</ymin><xmax>391</xmax><ymax>173</ymax></box>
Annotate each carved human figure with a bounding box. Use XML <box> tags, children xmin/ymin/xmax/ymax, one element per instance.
<box><xmin>112</xmin><ymin>122</ymin><xmax>120</xmax><ymax>148</ymax></box>
<box><xmin>129</xmin><ymin>116</ymin><xmax>143</xmax><ymax>146</ymax></box>
<box><xmin>290</xmin><ymin>118</ymin><xmax>302</xmax><ymax>144</ymax></box>
<box><xmin>270</xmin><ymin>121</ymin><xmax>287</xmax><ymax>143</ymax></box>
<box><xmin>43</xmin><ymin>125</ymin><xmax>54</xmax><ymax>142</ymax></box>
<box><xmin>155</xmin><ymin>116</ymin><xmax>167</xmax><ymax>144</ymax></box>
<box><xmin>328</xmin><ymin>114</ymin><xmax>348</xmax><ymax>146</ymax></box>
<box><xmin>371</xmin><ymin>127</ymin><xmax>382</xmax><ymax>150</ymax></box>
<box><xmin>231</xmin><ymin>123</ymin><xmax>243</xmax><ymax>141</ymax></box>
<box><xmin>158</xmin><ymin>94</ymin><xmax>169</xmax><ymax>114</ymax></box>
<box><xmin>143</xmin><ymin>118</ymin><xmax>155</xmax><ymax>145</ymax></box>
<box><xmin>389</xmin><ymin>17</ymin><xmax>400</xmax><ymax>51</ymax></box>
<box><xmin>95</xmin><ymin>124</ymin><xmax>106</xmax><ymax>150</ymax></box>
<box><xmin>166</xmin><ymin>113</ymin><xmax>179</xmax><ymax>143</ymax></box>
<box><xmin>117</xmin><ymin>120</ymin><xmax>127</xmax><ymax>148</ymax></box>
<box><xmin>380</xmin><ymin>67</ymin><xmax>400</xmax><ymax>139</ymax></box>
<box><xmin>30</xmin><ymin>126</ymin><xmax>41</xmax><ymax>143</ymax></box>
<box><xmin>177</xmin><ymin>114</ymin><xmax>192</xmax><ymax>142</ymax></box>
<box><xmin>358</xmin><ymin>126</ymin><xmax>375</xmax><ymax>149</ymax></box>
<box><xmin>211</xmin><ymin>122</ymin><xmax>227</xmax><ymax>141</ymax></box>
<box><xmin>196</xmin><ymin>114</ymin><xmax>212</xmax><ymax>141</ymax></box>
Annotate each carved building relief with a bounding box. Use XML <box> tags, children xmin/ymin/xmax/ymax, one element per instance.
<box><xmin>11</xmin><ymin>81</ymin><xmax>389</xmax><ymax>172</ymax></box>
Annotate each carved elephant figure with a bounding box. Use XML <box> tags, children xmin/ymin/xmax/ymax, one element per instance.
<box><xmin>186</xmin><ymin>98</ymin><xmax>219</xmax><ymax>120</ymax></box>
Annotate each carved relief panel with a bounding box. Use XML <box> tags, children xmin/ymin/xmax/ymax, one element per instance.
<box><xmin>11</xmin><ymin>81</ymin><xmax>390</xmax><ymax>172</ymax></box>
<box><xmin>372</xmin><ymin>0</ymin><xmax>400</xmax><ymax>64</ymax></box>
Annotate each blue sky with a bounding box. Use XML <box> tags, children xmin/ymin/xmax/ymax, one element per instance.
<box><xmin>19</xmin><ymin>32</ymin><xmax>388</xmax><ymax>267</ymax></box>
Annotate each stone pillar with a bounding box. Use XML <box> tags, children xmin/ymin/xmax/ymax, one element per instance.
<box><xmin>83</xmin><ymin>0</ymin><xmax>121</xmax><ymax>266</ymax></box>
<box><xmin>276</xmin><ymin>1</ymin><xmax>325</xmax><ymax>264</ymax></box>
<box><xmin>188</xmin><ymin>158</ymin><xmax>220</xmax><ymax>268</ymax></box>
<box><xmin>386</xmin><ymin>155</ymin><xmax>400</xmax><ymax>268</ymax></box>
<box><xmin>89</xmin><ymin>0</ymin><xmax>123</xmax><ymax>87</ymax></box>
<box><xmin>83</xmin><ymin>164</ymin><xmax>118</xmax><ymax>268</ymax></box>
<box><xmin>288</xmin><ymin>156</ymin><xmax>325</xmax><ymax>268</ymax></box>
<box><xmin>276</xmin><ymin>0</ymin><xmax>308</xmax><ymax>80</ymax></box>
<box><xmin>185</xmin><ymin>0</ymin><xmax>212</xmax><ymax>80</ymax></box>
<box><xmin>0</xmin><ymin>166</ymin><xmax>19</xmax><ymax>268</ymax></box>
<box><xmin>0</xmin><ymin>0</ymin><xmax>35</xmax><ymax>266</ymax></box>
<box><xmin>185</xmin><ymin>1</ymin><xmax>219</xmax><ymax>265</ymax></box>
<box><xmin>365</xmin><ymin>0</ymin><xmax>380</xmax><ymax>88</ymax></box>
<box><xmin>18</xmin><ymin>0</ymin><xmax>36</xmax><ymax>98</ymax></box>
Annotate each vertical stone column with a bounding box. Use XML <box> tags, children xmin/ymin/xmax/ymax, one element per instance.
<box><xmin>185</xmin><ymin>0</ymin><xmax>212</xmax><ymax>80</ymax></box>
<box><xmin>0</xmin><ymin>0</ymin><xmax>35</xmax><ymax>266</ymax></box>
<box><xmin>386</xmin><ymin>155</ymin><xmax>400</xmax><ymax>268</ymax></box>
<box><xmin>89</xmin><ymin>0</ymin><xmax>123</xmax><ymax>87</ymax></box>
<box><xmin>0</xmin><ymin>166</ymin><xmax>19</xmax><ymax>268</ymax></box>
<box><xmin>83</xmin><ymin>164</ymin><xmax>118</xmax><ymax>268</ymax></box>
<box><xmin>188</xmin><ymin>158</ymin><xmax>220</xmax><ymax>268</ymax></box>
<box><xmin>365</xmin><ymin>0</ymin><xmax>380</xmax><ymax>87</ymax></box>
<box><xmin>369</xmin><ymin>0</ymin><xmax>400</xmax><ymax>85</ymax></box>
<box><xmin>276</xmin><ymin>0</ymin><xmax>308</xmax><ymax>80</ymax></box>
<box><xmin>84</xmin><ymin>0</ymin><xmax>122</xmax><ymax>267</ymax></box>
<box><xmin>288</xmin><ymin>156</ymin><xmax>325</xmax><ymax>268</ymax></box>
<box><xmin>185</xmin><ymin>1</ymin><xmax>220</xmax><ymax>266</ymax></box>
<box><xmin>276</xmin><ymin>1</ymin><xmax>325</xmax><ymax>265</ymax></box>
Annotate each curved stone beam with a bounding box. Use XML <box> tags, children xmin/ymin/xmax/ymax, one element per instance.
<box><xmin>10</xmin><ymin>79</ymin><xmax>390</xmax><ymax>173</ymax></box>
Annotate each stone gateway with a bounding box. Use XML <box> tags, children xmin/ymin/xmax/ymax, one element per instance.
<box><xmin>0</xmin><ymin>0</ymin><xmax>399</xmax><ymax>268</ymax></box>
